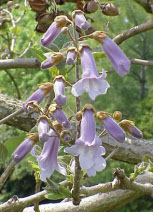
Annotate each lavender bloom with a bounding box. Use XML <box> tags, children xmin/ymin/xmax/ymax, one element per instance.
<box><xmin>41</xmin><ymin>53</ymin><xmax>64</xmax><ymax>70</ymax></box>
<box><xmin>41</xmin><ymin>16</ymin><xmax>71</xmax><ymax>47</ymax></box>
<box><xmin>103</xmin><ymin>116</ymin><xmax>125</xmax><ymax>143</ymax></box>
<box><xmin>12</xmin><ymin>134</ymin><xmax>39</xmax><ymax>163</ymax></box>
<box><xmin>129</xmin><ymin>126</ymin><xmax>143</xmax><ymax>139</ymax></box>
<box><xmin>38</xmin><ymin>116</ymin><xmax>50</xmax><ymax>142</ymax></box>
<box><xmin>23</xmin><ymin>82</ymin><xmax>53</xmax><ymax>112</ymax></box>
<box><xmin>49</xmin><ymin>104</ymin><xmax>70</xmax><ymax>129</ymax></box>
<box><xmin>71</xmin><ymin>46</ymin><xmax>110</xmax><ymax>100</ymax></box>
<box><xmin>53</xmin><ymin>77</ymin><xmax>66</xmax><ymax>106</ymax></box>
<box><xmin>119</xmin><ymin>120</ymin><xmax>143</xmax><ymax>139</ymax></box>
<box><xmin>35</xmin><ymin>129</ymin><xmax>66</xmax><ymax>182</ymax></box>
<box><xmin>101</xmin><ymin>36</ymin><xmax>131</xmax><ymax>76</ymax></box>
<box><xmin>65</xmin><ymin>106</ymin><xmax>106</xmax><ymax>176</ymax></box>
<box><xmin>73</xmin><ymin>10</ymin><xmax>90</xmax><ymax>31</ymax></box>
<box><xmin>66</xmin><ymin>48</ymin><xmax>77</xmax><ymax>65</ymax></box>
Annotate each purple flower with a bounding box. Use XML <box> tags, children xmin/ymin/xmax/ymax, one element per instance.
<box><xmin>88</xmin><ymin>31</ymin><xmax>130</xmax><ymax>75</ymax></box>
<box><xmin>66</xmin><ymin>48</ymin><xmax>77</xmax><ymax>65</ymax></box>
<box><xmin>71</xmin><ymin>46</ymin><xmax>110</xmax><ymax>100</ymax></box>
<box><xmin>119</xmin><ymin>120</ymin><xmax>143</xmax><ymax>139</ymax></box>
<box><xmin>65</xmin><ymin>105</ymin><xmax>106</xmax><ymax>176</ymax></box>
<box><xmin>23</xmin><ymin>82</ymin><xmax>53</xmax><ymax>112</ymax></box>
<box><xmin>12</xmin><ymin>133</ymin><xmax>39</xmax><ymax>163</ymax></box>
<box><xmin>41</xmin><ymin>16</ymin><xmax>71</xmax><ymax>47</ymax></box>
<box><xmin>97</xmin><ymin>112</ymin><xmax>125</xmax><ymax>143</ymax></box>
<box><xmin>34</xmin><ymin>129</ymin><xmax>66</xmax><ymax>182</ymax></box>
<box><xmin>41</xmin><ymin>53</ymin><xmax>64</xmax><ymax>70</ymax></box>
<box><xmin>73</xmin><ymin>10</ymin><xmax>90</xmax><ymax>31</ymax></box>
<box><xmin>38</xmin><ymin>116</ymin><xmax>50</xmax><ymax>142</ymax></box>
<box><xmin>101</xmin><ymin>36</ymin><xmax>131</xmax><ymax>75</ymax></box>
<box><xmin>53</xmin><ymin>77</ymin><xmax>66</xmax><ymax>106</ymax></box>
<box><xmin>49</xmin><ymin>104</ymin><xmax>70</xmax><ymax>129</ymax></box>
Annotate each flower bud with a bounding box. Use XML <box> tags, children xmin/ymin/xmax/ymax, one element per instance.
<box><xmin>113</xmin><ymin>111</ymin><xmax>122</xmax><ymax>121</ymax></box>
<box><xmin>60</xmin><ymin>130</ymin><xmax>72</xmax><ymax>142</ymax></box>
<box><xmin>83</xmin><ymin>1</ymin><xmax>98</xmax><ymax>13</ymax></box>
<box><xmin>36</xmin><ymin>13</ymin><xmax>54</xmax><ymax>25</ymax></box>
<box><xmin>76</xmin><ymin>111</ymin><xmax>82</xmax><ymax>121</ymax></box>
<box><xmin>12</xmin><ymin>133</ymin><xmax>39</xmax><ymax>163</ymax></box>
<box><xmin>119</xmin><ymin>120</ymin><xmax>143</xmax><ymax>139</ymax></box>
<box><xmin>14</xmin><ymin>4</ymin><xmax>20</xmax><ymax>9</ymax></box>
<box><xmin>7</xmin><ymin>1</ymin><xmax>14</xmax><ymax>7</ymax></box>
<box><xmin>61</xmin><ymin>27</ymin><xmax>68</xmax><ymax>34</ymax></box>
<box><xmin>41</xmin><ymin>53</ymin><xmax>64</xmax><ymax>69</ymax></box>
<box><xmin>66</xmin><ymin>47</ymin><xmax>77</xmax><ymax>65</ymax></box>
<box><xmin>101</xmin><ymin>3</ymin><xmax>119</xmax><ymax>16</ymax></box>
<box><xmin>72</xmin><ymin>10</ymin><xmax>90</xmax><ymax>31</ymax></box>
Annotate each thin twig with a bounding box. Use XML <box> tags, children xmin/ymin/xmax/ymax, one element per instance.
<box><xmin>0</xmin><ymin>108</ymin><xmax>24</xmax><ymax>125</ymax></box>
<box><xmin>105</xmin><ymin>147</ymin><xmax>119</xmax><ymax>161</ymax></box>
<box><xmin>0</xmin><ymin>160</ymin><xmax>16</xmax><ymax>190</ymax></box>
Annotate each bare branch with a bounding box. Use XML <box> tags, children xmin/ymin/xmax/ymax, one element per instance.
<box><xmin>130</xmin><ymin>58</ymin><xmax>153</xmax><ymax>66</ymax></box>
<box><xmin>133</xmin><ymin>0</ymin><xmax>152</xmax><ymax>13</ymax></box>
<box><xmin>0</xmin><ymin>58</ymin><xmax>40</xmax><ymax>70</ymax></box>
<box><xmin>113</xmin><ymin>20</ymin><xmax>153</xmax><ymax>45</ymax></box>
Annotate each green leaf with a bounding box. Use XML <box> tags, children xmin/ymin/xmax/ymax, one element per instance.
<box><xmin>10</xmin><ymin>26</ymin><xmax>23</xmax><ymax>35</ymax></box>
<box><xmin>93</xmin><ymin>52</ymin><xmax>106</xmax><ymax>60</ymax></box>
<box><xmin>0</xmin><ymin>143</ymin><xmax>8</xmax><ymax>162</ymax></box>
<box><xmin>29</xmin><ymin>48</ymin><xmax>46</xmax><ymax>62</ymax></box>
<box><xmin>4</xmin><ymin>135</ymin><xmax>26</xmax><ymax>157</ymax></box>
<box><xmin>44</xmin><ymin>178</ymin><xmax>71</xmax><ymax>200</ymax></box>
<box><xmin>28</xmin><ymin>160</ymin><xmax>41</xmax><ymax>181</ymax></box>
<box><xmin>49</xmin><ymin>66</ymin><xmax>59</xmax><ymax>78</ymax></box>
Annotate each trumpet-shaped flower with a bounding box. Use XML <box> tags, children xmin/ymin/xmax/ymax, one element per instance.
<box><xmin>88</xmin><ymin>31</ymin><xmax>131</xmax><ymax>76</ymax></box>
<box><xmin>12</xmin><ymin>133</ymin><xmax>39</xmax><ymax>163</ymax></box>
<box><xmin>71</xmin><ymin>46</ymin><xmax>110</xmax><ymax>100</ymax></box>
<box><xmin>41</xmin><ymin>16</ymin><xmax>71</xmax><ymax>47</ymax></box>
<box><xmin>65</xmin><ymin>105</ymin><xmax>106</xmax><ymax>176</ymax></box>
<box><xmin>97</xmin><ymin>111</ymin><xmax>125</xmax><ymax>143</ymax></box>
<box><xmin>66</xmin><ymin>48</ymin><xmax>77</xmax><ymax>65</ymax></box>
<box><xmin>23</xmin><ymin>82</ymin><xmax>53</xmax><ymax>112</ymax></box>
<box><xmin>49</xmin><ymin>104</ymin><xmax>70</xmax><ymax>129</ymax></box>
<box><xmin>34</xmin><ymin>129</ymin><xmax>66</xmax><ymax>182</ymax></box>
<box><xmin>73</xmin><ymin>10</ymin><xmax>90</xmax><ymax>31</ymax></box>
<box><xmin>41</xmin><ymin>53</ymin><xmax>64</xmax><ymax>70</ymax></box>
<box><xmin>53</xmin><ymin>76</ymin><xmax>66</xmax><ymax>106</ymax></box>
<box><xmin>119</xmin><ymin>120</ymin><xmax>143</xmax><ymax>139</ymax></box>
<box><xmin>38</xmin><ymin>116</ymin><xmax>50</xmax><ymax>142</ymax></box>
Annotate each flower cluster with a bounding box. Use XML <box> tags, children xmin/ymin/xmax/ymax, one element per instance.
<box><xmin>11</xmin><ymin>9</ymin><xmax>142</xmax><ymax>184</ymax></box>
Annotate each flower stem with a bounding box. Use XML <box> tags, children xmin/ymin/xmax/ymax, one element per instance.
<box><xmin>72</xmin><ymin>21</ymin><xmax>82</xmax><ymax>205</ymax></box>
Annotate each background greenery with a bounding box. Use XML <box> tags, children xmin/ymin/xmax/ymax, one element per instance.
<box><xmin>0</xmin><ymin>0</ymin><xmax>153</xmax><ymax>211</ymax></box>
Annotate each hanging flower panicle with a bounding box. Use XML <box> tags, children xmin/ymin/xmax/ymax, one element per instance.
<box><xmin>12</xmin><ymin>133</ymin><xmax>39</xmax><ymax>163</ymax></box>
<box><xmin>23</xmin><ymin>82</ymin><xmax>53</xmax><ymax>112</ymax></box>
<box><xmin>71</xmin><ymin>44</ymin><xmax>110</xmax><ymax>100</ymax></box>
<box><xmin>41</xmin><ymin>52</ymin><xmax>64</xmax><ymax>69</ymax></box>
<box><xmin>41</xmin><ymin>15</ymin><xmax>72</xmax><ymax>46</ymax></box>
<box><xmin>97</xmin><ymin>111</ymin><xmax>125</xmax><ymax>143</ymax></box>
<box><xmin>65</xmin><ymin>104</ymin><xmax>106</xmax><ymax>176</ymax></box>
<box><xmin>119</xmin><ymin>120</ymin><xmax>143</xmax><ymax>139</ymax></box>
<box><xmin>72</xmin><ymin>10</ymin><xmax>90</xmax><ymax>31</ymax></box>
<box><xmin>88</xmin><ymin>31</ymin><xmax>131</xmax><ymax>76</ymax></box>
<box><xmin>49</xmin><ymin>104</ymin><xmax>70</xmax><ymax>129</ymax></box>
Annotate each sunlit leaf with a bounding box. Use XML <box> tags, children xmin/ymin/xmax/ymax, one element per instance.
<box><xmin>0</xmin><ymin>143</ymin><xmax>8</xmax><ymax>162</ymax></box>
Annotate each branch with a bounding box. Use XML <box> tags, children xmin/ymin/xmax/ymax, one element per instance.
<box><xmin>113</xmin><ymin>20</ymin><xmax>153</xmax><ymax>45</ymax></box>
<box><xmin>1</xmin><ymin>171</ymin><xmax>153</xmax><ymax>212</ymax></box>
<box><xmin>130</xmin><ymin>58</ymin><xmax>153</xmax><ymax>66</ymax></box>
<box><xmin>1</xmin><ymin>94</ymin><xmax>153</xmax><ymax>164</ymax></box>
<box><xmin>133</xmin><ymin>0</ymin><xmax>152</xmax><ymax>13</ymax></box>
<box><xmin>0</xmin><ymin>58</ymin><xmax>40</xmax><ymax>70</ymax></box>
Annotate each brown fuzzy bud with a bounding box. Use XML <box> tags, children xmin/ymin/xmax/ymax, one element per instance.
<box><xmin>82</xmin><ymin>104</ymin><xmax>96</xmax><ymax>114</ymax></box>
<box><xmin>113</xmin><ymin>111</ymin><xmax>122</xmax><ymax>121</ymax></box>
<box><xmin>53</xmin><ymin>120</ymin><xmax>63</xmax><ymax>132</ymax></box>
<box><xmin>101</xmin><ymin>3</ymin><xmax>119</xmax><ymax>16</ymax></box>
<box><xmin>61</xmin><ymin>27</ymin><xmax>68</xmax><ymax>34</ymax></box>
<box><xmin>76</xmin><ymin>111</ymin><xmax>82</xmax><ymax>121</ymax></box>
<box><xmin>96</xmin><ymin>111</ymin><xmax>111</xmax><ymax>124</ymax></box>
<box><xmin>35</xmin><ymin>24</ymin><xmax>50</xmax><ymax>33</ymax></box>
<box><xmin>83</xmin><ymin>1</ymin><xmax>98</xmax><ymax>13</ymax></box>
<box><xmin>38</xmin><ymin>82</ymin><xmax>54</xmax><ymax>96</ymax></box>
<box><xmin>55</xmin><ymin>15</ymin><xmax>72</xmax><ymax>28</ymax></box>
<box><xmin>27</xmin><ymin>133</ymin><xmax>39</xmax><ymax>144</ymax></box>
<box><xmin>85</xmin><ymin>26</ymin><xmax>95</xmax><ymax>35</ymax></box>
<box><xmin>36</xmin><ymin>13</ymin><xmax>54</xmax><ymax>25</ymax></box>
<box><xmin>14</xmin><ymin>4</ymin><xmax>20</xmax><ymax>9</ymax></box>
<box><xmin>7</xmin><ymin>1</ymin><xmax>14</xmax><ymax>7</ymax></box>
<box><xmin>60</xmin><ymin>130</ymin><xmax>72</xmax><ymax>142</ymax></box>
<box><xmin>29</xmin><ymin>0</ymin><xmax>48</xmax><ymax>13</ymax></box>
<box><xmin>76</xmin><ymin>1</ymin><xmax>84</xmax><ymax>11</ymax></box>
<box><xmin>119</xmin><ymin>120</ymin><xmax>135</xmax><ymax>133</ymax></box>
<box><xmin>87</xmin><ymin>31</ymin><xmax>107</xmax><ymax>44</ymax></box>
